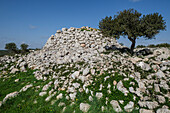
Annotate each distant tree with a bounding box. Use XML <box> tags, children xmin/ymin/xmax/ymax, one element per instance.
<box><xmin>5</xmin><ymin>43</ymin><xmax>17</xmax><ymax>53</ymax></box>
<box><xmin>99</xmin><ymin>8</ymin><xmax>166</xmax><ymax>54</ymax></box>
<box><xmin>20</xmin><ymin>43</ymin><xmax>29</xmax><ymax>53</ymax></box>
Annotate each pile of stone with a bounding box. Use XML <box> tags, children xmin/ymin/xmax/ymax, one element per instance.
<box><xmin>0</xmin><ymin>27</ymin><xmax>170</xmax><ymax>113</ymax></box>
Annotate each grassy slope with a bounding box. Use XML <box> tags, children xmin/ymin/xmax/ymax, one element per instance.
<box><xmin>0</xmin><ymin>63</ymin><xmax>140</xmax><ymax>113</ymax></box>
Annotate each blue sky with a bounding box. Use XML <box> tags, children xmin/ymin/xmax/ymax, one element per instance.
<box><xmin>0</xmin><ymin>0</ymin><xmax>170</xmax><ymax>49</ymax></box>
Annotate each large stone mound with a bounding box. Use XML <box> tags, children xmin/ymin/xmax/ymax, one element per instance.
<box><xmin>43</xmin><ymin>26</ymin><xmax>119</xmax><ymax>50</ymax></box>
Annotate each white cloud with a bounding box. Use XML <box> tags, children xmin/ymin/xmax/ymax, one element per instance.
<box><xmin>29</xmin><ymin>25</ymin><xmax>37</xmax><ymax>29</ymax></box>
<box><xmin>130</xmin><ymin>0</ymin><xmax>141</xmax><ymax>2</ymax></box>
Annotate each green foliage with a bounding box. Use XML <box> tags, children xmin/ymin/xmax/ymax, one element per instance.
<box><xmin>99</xmin><ymin>8</ymin><xmax>166</xmax><ymax>53</ymax></box>
<box><xmin>168</xmin><ymin>57</ymin><xmax>170</xmax><ymax>60</ymax></box>
<box><xmin>136</xmin><ymin>45</ymin><xmax>146</xmax><ymax>48</ymax></box>
<box><xmin>0</xmin><ymin>50</ymin><xmax>11</xmax><ymax>57</ymax></box>
<box><xmin>21</xmin><ymin>43</ymin><xmax>28</xmax><ymax>51</ymax></box>
<box><xmin>20</xmin><ymin>43</ymin><xmax>29</xmax><ymax>54</ymax></box>
<box><xmin>148</xmin><ymin>43</ymin><xmax>170</xmax><ymax>48</ymax></box>
<box><xmin>136</xmin><ymin>43</ymin><xmax>170</xmax><ymax>48</ymax></box>
<box><xmin>5</xmin><ymin>42</ymin><xmax>18</xmax><ymax>53</ymax></box>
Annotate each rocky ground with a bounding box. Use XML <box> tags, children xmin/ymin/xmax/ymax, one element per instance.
<box><xmin>0</xmin><ymin>27</ymin><xmax>170</xmax><ymax>113</ymax></box>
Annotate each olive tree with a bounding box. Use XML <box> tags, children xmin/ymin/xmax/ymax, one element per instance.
<box><xmin>99</xmin><ymin>9</ymin><xmax>166</xmax><ymax>54</ymax></box>
<box><xmin>5</xmin><ymin>43</ymin><xmax>17</xmax><ymax>53</ymax></box>
<box><xmin>20</xmin><ymin>43</ymin><xmax>29</xmax><ymax>53</ymax></box>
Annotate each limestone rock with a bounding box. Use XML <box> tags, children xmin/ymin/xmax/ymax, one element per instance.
<box><xmin>117</xmin><ymin>81</ymin><xmax>129</xmax><ymax>96</ymax></box>
<box><xmin>96</xmin><ymin>92</ymin><xmax>103</xmax><ymax>99</ymax></box>
<box><xmin>80</xmin><ymin>103</ymin><xmax>90</xmax><ymax>112</ymax></box>
<box><xmin>56</xmin><ymin>93</ymin><xmax>63</xmax><ymax>100</ymax></box>
<box><xmin>19</xmin><ymin>84</ymin><xmax>33</xmax><ymax>92</ymax></box>
<box><xmin>39</xmin><ymin>92</ymin><xmax>47</xmax><ymax>96</ymax></box>
<box><xmin>83</xmin><ymin>68</ymin><xmax>89</xmax><ymax>76</ymax></box>
<box><xmin>10</xmin><ymin>68</ymin><xmax>19</xmax><ymax>74</ymax></box>
<box><xmin>124</xmin><ymin>101</ymin><xmax>134</xmax><ymax>112</ymax></box>
<box><xmin>110</xmin><ymin>100</ymin><xmax>122</xmax><ymax>112</ymax></box>
<box><xmin>140</xmin><ymin>109</ymin><xmax>153</xmax><ymax>113</ymax></box>
<box><xmin>156</xmin><ymin>108</ymin><xmax>170</xmax><ymax>113</ymax></box>
<box><xmin>3</xmin><ymin>91</ymin><xmax>19</xmax><ymax>104</ymax></box>
<box><xmin>71</xmin><ymin>71</ymin><xmax>79</xmax><ymax>79</ymax></box>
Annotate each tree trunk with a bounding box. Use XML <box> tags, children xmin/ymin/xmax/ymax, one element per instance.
<box><xmin>130</xmin><ymin>40</ymin><xmax>136</xmax><ymax>55</ymax></box>
<box><xmin>128</xmin><ymin>37</ymin><xmax>136</xmax><ymax>55</ymax></box>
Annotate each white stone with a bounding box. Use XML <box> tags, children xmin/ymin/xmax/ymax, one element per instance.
<box><xmin>117</xmin><ymin>81</ymin><xmax>129</xmax><ymax>96</ymax></box>
<box><xmin>157</xmin><ymin>95</ymin><xmax>165</xmax><ymax>103</ymax></box>
<box><xmin>90</xmin><ymin>69</ymin><xmax>95</xmax><ymax>75</ymax></box>
<box><xmin>156</xmin><ymin>108</ymin><xmax>170</xmax><ymax>113</ymax></box>
<box><xmin>110</xmin><ymin>100</ymin><xmax>122</xmax><ymax>112</ymax></box>
<box><xmin>19</xmin><ymin>84</ymin><xmax>33</xmax><ymax>92</ymax></box>
<box><xmin>72</xmin><ymin>83</ymin><xmax>80</xmax><ymax>89</ymax></box>
<box><xmin>39</xmin><ymin>92</ymin><xmax>47</xmax><ymax>96</ymax></box>
<box><xmin>71</xmin><ymin>71</ymin><xmax>79</xmax><ymax>79</ymax></box>
<box><xmin>45</xmin><ymin>92</ymin><xmax>56</xmax><ymax>102</ymax></box>
<box><xmin>10</xmin><ymin>68</ymin><xmax>19</xmax><ymax>74</ymax></box>
<box><xmin>56</xmin><ymin>93</ymin><xmax>63</xmax><ymax>100</ymax></box>
<box><xmin>3</xmin><ymin>91</ymin><xmax>19</xmax><ymax>104</ymax></box>
<box><xmin>69</xmin><ymin>92</ymin><xmax>77</xmax><ymax>100</ymax></box>
<box><xmin>58</xmin><ymin>102</ymin><xmax>65</xmax><ymax>107</ymax></box>
<box><xmin>155</xmin><ymin>70</ymin><xmax>165</xmax><ymax>78</ymax></box>
<box><xmin>83</xmin><ymin>68</ymin><xmax>89</xmax><ymax>76</ymax></box>
<box><xmin>96</xmin><ymin>92</ymin><xmax>103</xmax><ymax>99</ymax></box>
<box><xmin>124</xmin><ymin>101</ymin><xmax>134</xmax><ymax>112</ymax></box>
<box><xmin>89</xmin><ymin>96</ymin><xmax>93</xmax><ymax>101</ymax></box>
<box><xmin>15</xmin><ymin>79</ymin><xmax>19</xmax><ymax>82</ymax></box>
<box><xmin>80</xmin><ymin>103</ymin><xmax>90</xmax><ymax>112</ymax></box>
<box><xmin>140</xmin><ymin>109</ymin><xmax>153</xmax><ymax>113</ymax></box>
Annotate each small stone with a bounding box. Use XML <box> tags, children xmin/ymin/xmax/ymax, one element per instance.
<box><xmin>101</xmin><ymin>106</ymin><xmax>105</xmax><ymax>112</ymax></box>
<box><xmin>117</xmin><ymin>81</ymin><xmax>129</xmax><ymax>96</ymax></box>
<box><xmin>113</xmin><ymin>80</ymin><xmax>117</xmax><ymax>85</ymax></box>
<box><xmin>68</xmin><ymin>87</ymin><xmax>75</xmax><ymax>93</ymax></box>
<box><xmin>138</xmin><ymin>101</ymin><xmax>159</xmax><ymax>109</ymax></box>
<box><xmin>110</xmin><ymin>100</ymin><xmax>122</xmax><ymax>112</ymax></box>
<box><xmin>45</xmin><ymin>92</ymin><xmax>56</xmax><ymax>102</ymax></box>
<box><xmin>124</xmin><ymin>101</ymin><xmax>134</xmax><ymax>112</ymax></box>
<box><xmin>79</xmin><ymin>88</ymin><xmax>83</xmax><ymax>92</ymax></box>
<box><xmin>154</xmin><ymin>84</ymin><xmax>160</xmax><ymax>92</ymax></box>
<box><xmin>42</xmin><ymin>81</ymin><xmax>53</xmax><ymax>91</ymax></box>
<box><xmin>155</xmin><ymin>70</ymin><xmax>165</xmax><ymax>78</ymax></box>
<box><xmin>119</xmin><ymin>100</ymin><xmax>124</xmax><ymax>104</ymax></box>
<box><xmin>89</xmin><ymin>96</ymin><xmax>93</xmax><ymax>101</ymax></box>
<box><xmin>33</xmin><ymin>100</ymin><xmax>37</xmax><ymax>104</ymax></box>
<box><xmin>0</xmin><ymin>101</ymin><xmax>2</xmax><ymax>107</ymax></box>
<box><xmin>56</xmin><ymin>30</ymin><xmax>61</xmax><ymax>33</ymax></box>
<box><xmin>96</xmin><ymin>92</ymin><xmax>103</xmax><ymax>99</ymax></box>
<box><xmin>80</xmin><ymin>103</ymin><xmax>90</xmax><ymax>112</ymax></box>
<box><xmin>56</xmin><ymin>93</ymin><xmax>63</xmax><ymax>100</ymax></box>
<box><xmin>156</xmin><ymin>108</ymin><xmax>170</xmax><ymax>113</ymax></box>
<box><xmin>3</xmin><ymin>91</ymin><xmax>19</xmax><ymax>103</ymax></box>
<box><xmin>10</xmin><ymin>68</ymin><xmax>19</xmax><ymax>74</ymax></box>
<box><xmin>81</xmin><ymin>44</ymin><xmax>86</xmax><ymax>47</ymax></box>
<box><xmin>15</xmin><ymin>79</ymin><xmax>19</xmax><ymax>82</ymax></box>
<box><xmin>71</xmin><ymin>71</ymin><xmax>79</xmax><ymax>79</ymax></box>
<box><xmin>72</xmin><ymin>83</ymin><xmax>80</xmax><ymax>89</ymax></box>
<box><xmin>19</xmin><ymin>84</ymin><xmax>33</xmax><ymax>92</ymax></box>
<box><xmin>157</xmin><ymin>95</ymin><xmax>165</xmax><ymax>103</ymax></box>
<box><xmin>129</xmin><ymin>87</ymin><xmax>135</xmax><ymax>93</ymax></box>
<box><xmin>90</xmin><ymin>69</ymin><xmax>95</xmax><ymax>75</ymax></box>
<box><xmin>39</xmin><ymin>92</ymin><xmax>47</xmax><ymax>96</ymax></box>
<box><xmin>58</xmin><ymin>102</ymin><xmax>65</xmax><ymax>107</ymax></box>
<box><xmin>69</xmin><ymin>92</ymin><xmax>77</xmax><ymax>100</ymax></box>
<box><xmin>137</xmin><ymin>62</ymin><xmax>151</xmax><ymax>71</ymax></box>
<box><xmin>83</xmin><ymin>68</ymin><xmax>89</xmax><ymax>76</ymax></box>
<box><xmin>140</xmin><ymin>109</ymin><xmax>153</xmax><ymax>113</ymax></box>
<box><xmin>51</xmin><ymin>100</ymin><xmax>57</xmax><ymax>105</ymax></box>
